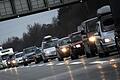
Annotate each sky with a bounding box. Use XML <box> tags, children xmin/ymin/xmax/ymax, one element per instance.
<box><xmin>0</xmin><ymin>9</ymin><xmax>58</xmax><ymax>44</ymax></box>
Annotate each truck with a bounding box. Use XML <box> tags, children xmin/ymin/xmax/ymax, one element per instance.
<box><xmin>97</xmin><ymin>5</ymin><xmax>117</xmax><ymax>57</ymax></box>
<box><xmin>0</xmin><ymin>48</ymin><xmax>15</xmax><ymax>67</ymax></box>
<box><xmin>79</xmin><ymin>17</ymin><xmax>99</xmax><ymax>58</ymax></box>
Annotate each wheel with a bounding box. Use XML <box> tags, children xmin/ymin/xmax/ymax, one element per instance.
<box><xmin>58</xmin><ymin>57</ymin><xmax>64</xmax><ymax>61</ymax></box>
<box><xmin>71</xmin><ymin>54</ymin><xmax>79</xmax><ymax>60</ymax></box>
<box><xmin>86</xmin><ymin>52</ymin><xmax>91</xmax><ymax>58</ymax></box>
<box><xmin>43</xmin><ymin>59</ymin><xmax>48</xmax><ymax>63</ymax></box>
<box><xmin>99</xmin><ymin>53</ymin><xmax>104</xmax><ymax>58</ymax></box>
<box><xmin>35</xmin><ymin>58</ymin><xmax>40</xmax><ymax>64</ymax></box>
<box><xmin>23</xmin><ymin>62</ymin><xmax>28</xmax><ymax>66</ymax></box>
<box><xmin>105</xmin><ymin>52</ymin><xmax>110</xmax><ymax>57</ymax></box>
<box><xmin>24</xmin><ymin>63</ymin><xmax>28</xmax><ymax>66</ymax></box>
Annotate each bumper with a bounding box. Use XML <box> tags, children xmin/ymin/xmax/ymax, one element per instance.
<box><xmin>102</xmin><ymin>43</ymin><xmax>117</xmax><ymax>52</ymax></box>
<box><xmin>45</xmin><ymin>55</ymin><xmax>57</xmax><ymax>59</ymax></box>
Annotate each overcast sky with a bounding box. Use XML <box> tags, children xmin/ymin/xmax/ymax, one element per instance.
<box><xmin>0</xmin><ymin>9</ymin><xmax>58</xmax><ymax>44</ymax></box>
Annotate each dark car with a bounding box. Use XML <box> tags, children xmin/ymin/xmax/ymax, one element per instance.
<box><xmin>6</xmin><ymin>54</ymin><xmax>18</xmax><ymax>68</ymax></box>
<box><xmin>56</xmin><ymin>37</ymin><xmax>71</xmax><ymax>61</ymax></box>
<box><xmin>23</xmin><ymin>46</ymin><xmax>43</xmax><ymax>66</ymax></box>
<box><xmin>69</xmin><ymin>31</ymin><xmax>85</xmax><ymax>60</ymax></box>
<box><xmin>33</xmin><ymin>48</ymin><xmax>43</xmax><ymax>64</ymax></box>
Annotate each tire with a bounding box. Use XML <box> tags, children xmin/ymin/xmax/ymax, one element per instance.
<box><xmin>105</xmin><ymin>52</ymin><xmax>110</xmax><ymax>57</ymax></box>
<box><xmin>43</xmin><ymin>59</ymin><xmax>48</xmax><ymax>63</ymax></box>
<box><xmin>71</xmin><ymin>54</ymin><xmax>79</xmax><ymax>60</ymax></box>
<box><xmin>99</xmin><ymin>53</ymin><xmax>104</xmax><ymax>58</ymax></box>
<box><xmin>24</xmin><ymin>62</ymin><xmax>28</xmax><ymax>66</ymax></box>
<box><xmin>58</xmin><ymin>57</ymin><xmax>64</xmax><ymax>61</ymax></box>
<box><xmin>86</xmin><ymin>52</ymin><xmax>91</xmax><ymax>58</ymax></box>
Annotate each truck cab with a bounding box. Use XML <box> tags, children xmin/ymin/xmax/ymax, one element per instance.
<box><xmin>80</xmin><ymin>17</ymin><xmax>99</xmax><ymax>58</ymax></box>
<box><xmin>97</xmin><ymin>5</ymin><xmax>117</xmax><ymax>57</ymax></box>
<box><xmin>0</xmin><ymin>48</ymin><xmax>14</xmax><ymax>67</ymax></box>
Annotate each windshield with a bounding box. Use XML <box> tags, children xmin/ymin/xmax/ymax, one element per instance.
<box><xmin>70</xmin><ymin>33</ymin><xmax>82</xmax><ymax>43</ymax></box>
<box><xmin>23</xmin><ymin>47</ymin><xmax>36</xmax><ymax>54</ymax></box>
<box><xmin>102</xmin><ymin>18</ymin><xmax>114</xmax><ymax>32</ymax></box>
<box><xmin>15</xmin><ymin>52</ymin><xmax>24</xmax><ymax>58</ymax></box>
<box><xmin>59</xmin><ymin>38</ymin><xmax>70</xmax><ymax>46</ymax></box>
<box><xmin>86</xmin><ymin>18</ymin><xmax>98</xmax><ymax>33</ymax></box>
<box><xmin>1</xmin><ymin>54</ymin><xmax>9</xmax><ymax>60</ymax></box>
<box><xmin>35</xmin><ymin>49</ymin><xmax>41</xmax><ymax>54</ymax></box>
<box><xmin>43</xmin><ymin>41</ymin><xmax>56</xmax><ymax>49</ymax></box>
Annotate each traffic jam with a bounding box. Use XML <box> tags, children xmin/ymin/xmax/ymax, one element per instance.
<box><xmin>0</xmin><ymin>5</ymin><xmax>120</xmax><ymax>80</ymax></box>
<box><xmin>0</xmin><ymin>5</ymin><xmax>119</xmax><ymax>69</ymax></box>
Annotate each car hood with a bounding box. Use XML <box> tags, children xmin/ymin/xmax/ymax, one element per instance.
<box><xmin>102</xmin><ymin>30</ymin><xmax>115</xmax><ymax>40</ymax></box>
<box><xmin>15</xmin><ymin>57</ymin><xmax>23</xmax><ymax>61</ymax></box>
<box><xmin>25</xmin><ymin>52</ymin><xmax>35</xmax><ymax>56</ymax></box>
<box><xmin>43</xmin><ymin>47</ymin><xmax>56</xmax><ymax>53</ymax></box>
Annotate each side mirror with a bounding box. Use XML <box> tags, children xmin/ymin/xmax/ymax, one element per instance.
<box><xmin>94</xmin><ymin>32</ymin><xmax>99</xmax><ymax>36</ymax></box>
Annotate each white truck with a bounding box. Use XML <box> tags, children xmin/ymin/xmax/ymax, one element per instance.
<box><xmin>97</xmin><ymin>5</ymin><xmax>117</xmax><ymax>57</ymax></box>
<box><xmin>0</xmin><ymin>48</ymin><xmax>14</xmax><ymax>67</ymax></box>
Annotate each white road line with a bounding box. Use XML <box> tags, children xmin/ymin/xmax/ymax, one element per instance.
<box><xmin>37</xmin><ymin>64</ymin><xmax>44</xmax><ymax>67</ymax></box>
<box><xmin>56</xmin><ymin>62</ymin><xmax>65</xmax><ymax>66</ymax></box>
<box><xmin>46</xmin><ymin>62</ymin><xmax>54</xmax><ymax>66</ymax></box>
<box><xmin>30</xmin><ymin>65</ymin><xmax>37</xmax><ymax>68</ymax></box>
<box><xmin>89</xmin><ymin>60</ymin><xmax>109</xmax><ymax>64</ymax></box>
<box><xmin>70</xmin><ymin>62</ymin><xmax>82</xmax><ymax>65</ymax></box>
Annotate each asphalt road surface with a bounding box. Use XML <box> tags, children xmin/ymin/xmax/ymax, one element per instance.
<box><xmin>0</xmin><ymin>55</ymin><xmax>120</xmax><ymax>80</ymax></box>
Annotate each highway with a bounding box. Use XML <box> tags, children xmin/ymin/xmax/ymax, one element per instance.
<box><xmin>0</xmin><ymin>55</ymin><xmax>119</xmax><ymax>80</ymax></box>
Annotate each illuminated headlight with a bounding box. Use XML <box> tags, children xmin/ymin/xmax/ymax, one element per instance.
<box><xmin>12</xmin><ymin>60</ymin><xmax>16</xmax><ymax>64</ymax></box>
<box><xmin>8</xmin><ymin>61</ymin><xmax>10</xmax><ymax>64</ymax></box>
<box><xmin>61</xmin><ymin>47</ymin><xmax>68</xmax><ymax>53</ymax></box>
<box><xmin>76</xmin><ymin>44</ymin><xmax>81</xmax><ymax>48</ymax></box>
<box><xmin>104</xmin><ymin>38</ymin><xmax>111</xmax><ymax>43</ymax></box>
<box><xmin>89</xmin><ymin>36</ymin><xmax>96</xmax><ymax>42</ymax></box>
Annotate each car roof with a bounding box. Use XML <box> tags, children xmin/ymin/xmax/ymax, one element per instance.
<box><xmin>15</xmin><ymin>52</ymin><xmax>23</xmax><ymax>55</ymax></box>
<box><xmin>69</xmin><ymin>31</ymin><xmax>81</xmax><ymax>37</ymax></box>
<box><xmin>59</xmin><ymin>37</ymin><xmax>69</xmax><ymax>41</ymax></box>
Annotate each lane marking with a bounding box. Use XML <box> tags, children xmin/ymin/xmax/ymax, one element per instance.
<box><xmin>56</xmin><ymin>62</ymin><xmax>64</xmax><ymax>66</ymax></box>
<box><xmin>46</xmin><ymin>62</ymin><xmax>54</xmax><ymax>66</ymax></box>
<box><xmin>38</xmin><ymin>64</ymin><xmax>44</xmax><ymax>67</ymax></box>
<box><xmin>70</xmin><ymin>62</ymin><xmax>82</xmax><ymax>65</ymax></box>
<box><xmin>89</xmin><ymin>61</ymin><xmax>109</xmax><ymax>64</ymax></box>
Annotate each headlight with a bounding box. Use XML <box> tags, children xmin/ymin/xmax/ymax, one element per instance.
<box><xmin>73</xmin><ymin>44</ymin><xmax>81</xmax><ymax>48</ymax></box>
<box><xmin>76</xmin><ymin>44</ymin><xmax>81</xmax><ymax>48</ymax></box>
<box><xmin>8</xmin><ymin>61</ymin><xmax>10</xmax><ymax>64</ymax></box>
<box><xmin>61</xmin><ymin>47</ymin><xmax>68</xmax><ymax>53</ymax></box>
<box><xmin>12</xmin><ymin>60</ymin><xmax>16</xmax><ymax>64</ymax></box>
<box><xmin>45</xmin><ymin>51</ymin><xmax>50</xmax><ymax>54</ymax></box>
<box><xmin>89</xmin><ymin>36</ymin><xmax>96</xmax><ymax>42</ymax></box>
<box><xmin>104</xmin><ymin>38</ymin><xmax>111</xmax><ymax>43</ymax></box>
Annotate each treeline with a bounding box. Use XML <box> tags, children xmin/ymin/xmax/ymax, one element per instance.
<box><xmin>2</xmin><ymin>0</ymin><xmax>110</xmax><ymax>52</ymax></box>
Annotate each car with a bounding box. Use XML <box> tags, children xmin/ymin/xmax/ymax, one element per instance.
<box><xmin>33</xmin><ymin>48</ymin><xmax>43</xmax><ymax>64</ymax></box>
<box><xmin>0</xmin><ymin>58</ymin><xmax>6</xmax><ymax>69</ymax></box>
<box><xmin>15</xmin><ymin>52</ymin><xmax>24</xmax><ymax>65</ymax></box>
<box><xmin>41</xmin><ymin>37</ymin><xmax>58</xmax><ymax>63</ymax></box>
<box><xmin>23</xmin><ymin>46</ymin><xmax>43</xmax><ymax>66</ymax></box>
<box><xmin>6</xmin><ymin>54</ymin><xmax>18</xmax><ymax>68</ymax></box>
<box><xmin>69</xmin><ymin>31</ymin><xmax>85</xmax><ymax>60</ymax></box>
<box><xmin>56</xmin><ymin>37</ymin><xmax>71</xmax><ymax>61</ymax></box>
